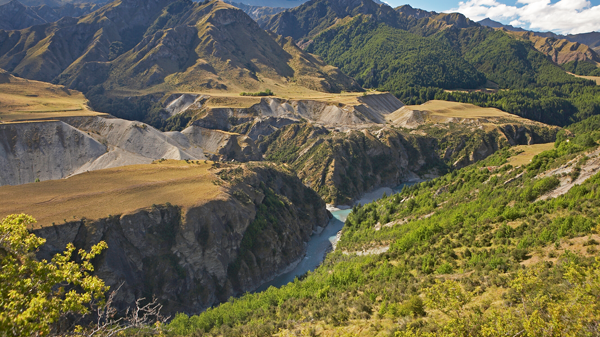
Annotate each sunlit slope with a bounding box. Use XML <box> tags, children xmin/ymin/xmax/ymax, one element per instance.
<box><xmin>0</xmin><ymin>69</ymin><xmax>106</xmax><ymax>122</ymax></box>
<box><xmin>0</xmin><ymin>160</ymin><xmax>221</xmax><ymax>228</ymax></box>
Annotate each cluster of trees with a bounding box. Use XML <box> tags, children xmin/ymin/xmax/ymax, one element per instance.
<box><xmin>563</xmin><ymin>60</ymin><xmax>600</xmax><ymax>77</ymax></box>
<box><xmin>167</xmin><ymin>118</ymin><xmax>600</xmax><ymax>336</ymax></box>
<box><xmin>435</xmin><ymin>83</ymin><xmax>600</xmax><ymax>126</ymax></box>
<box><xmin>239</xmin><ymin>89</ymin><xmax>274</xmax><ymax>96</ymax></box>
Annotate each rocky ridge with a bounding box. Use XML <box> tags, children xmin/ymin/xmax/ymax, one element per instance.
<box><xmin>504</xmin><ymin>30</ymin><xmax>600</xmax><ymax>65</ymax></box>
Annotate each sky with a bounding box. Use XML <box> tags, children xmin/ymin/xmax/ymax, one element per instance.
<box><xmin>385</xmin><ymin>0</ymin><xmax>600</xmax><ymax>35</ymax></box>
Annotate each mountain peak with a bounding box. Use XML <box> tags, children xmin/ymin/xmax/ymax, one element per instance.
<box><xmin>395</xmin><ymin>4</ymin><xmax>435</xmax><ymax>19</ymax></box>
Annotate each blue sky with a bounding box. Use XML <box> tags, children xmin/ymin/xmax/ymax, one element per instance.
<box><xmin>385</xmin><ymin>0</ymin><xmax>600</xmax><ymax>34</ymax></box>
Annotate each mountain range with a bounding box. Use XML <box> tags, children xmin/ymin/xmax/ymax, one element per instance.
<box><xmin>0</xmin><ymin>0</ymin><xmax>359</xmax><ymax>96</ymax></box>
<box><xmin>1</xmin><ymin>0</ymin><xmax>600</xmax><ymax>334</ymax></box>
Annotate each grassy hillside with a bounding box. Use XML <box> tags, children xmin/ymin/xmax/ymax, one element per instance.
<box><xmin>263</xmin><ymin>0</ymin><xmax>410</xmax><ymax>42</ymax></box>
<box><xmin>0</xmin><ymin>160</ymin><xmax>221</xmax><ymax>227</ymax></box>
<box><xmin>168</xmin><ymin>120</ymin><xmax>600</xmax><ymax>336</ymax></box>
<box><xmin>264</xmin><ymin>0</ymin><xmax>600</xmax><ymax>126</ymax></box>
<box><xmin>503</xmin><ymin>30</ymin><xmax>600</xmax><ymax>66</ymax></box>
<box><xmin>0</xmin><ymin>69</ymin><xmax>106</xmax><ymax>122</ymax></box>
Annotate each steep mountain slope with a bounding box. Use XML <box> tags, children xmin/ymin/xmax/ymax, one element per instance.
<box><xmin>260</xmin><ymin>0</ymin><xmax>600</xmax><ymax>128</ymax></box>
<box><xmin>395</xmin><ymin>4</ymin><xmax>434</xmax><ymax>19</ymax></box>
<box><xmin>0</xmin><ymin>0</ymin><xmax>174</xmax><ymax>83</ymax></box>
<box><xmin>221</xmin><ymin>0</ymin><xmax>306</xmax><ymax>8</ymax></box>
<box><xmin>262</xmin><ymin>0</ymin><xmax>408</xmax><ymax>42</ymax></box>
<box><xmin>0</xmin><ymin>0</ymin><xmax>100</xmax><ymax>30</ymax></box>
<box><xmin>0</xmin><ymin>0</ymin><xmax>105</xmax><ymax>4</ymax></box>
<box><xmin>306</xmin><ymin>16</ymin><xmax>486</xmax><ymax>92</ymax></box>
<box><xmin>504</xmin><ymin>30</ymin><xmax>600</xmax><ymax>65</ymax></box>
<box><xmin>95</xmin><ymin>0</ymin><xmax>359</xmax><ymax>94</ymax></box>
<box><xmin>475</xmin><ymin>20</ymin><xmax>600</xmax><ymax>66</ymax></box>
<box><xmin>0</xmin><ymin>0</ymin><xmax>360</xmax><ymax>95</ymax></box>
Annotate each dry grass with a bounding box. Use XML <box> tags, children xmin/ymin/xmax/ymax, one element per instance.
<box><xmin>521</xmin><ymin>234</ymin><xmax>600</xmax><ymax>267</ymax></box>
<box><xmin>407</xmin><ymin>100</ymin><xmax>518</xmax><ymax>119</ymax></box>
<box><xmin>567</xmin><ymin>72</ymin><xmax>600</xmax><ymax>85</ymax></box>
<box><xmin>0</xmin><ymin>160</ymin><xmax>222</xmax><ymax>228</ymax></box>
<box><xmin>507</xmin><ymin>143</ymin><xmax>555</xmax><ymax>167</ymax></box>
<box><xmin>0</xmin><ymin>74</ymin><xmax>107</xmax><ymax>122</ymax></box>
<box><xmin>109</xmin><ymin>76</ymin><xmax>371</xmax><ymax>108</ymax></box>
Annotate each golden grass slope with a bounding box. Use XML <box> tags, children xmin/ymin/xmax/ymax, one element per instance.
<box><xmin>0</xmin><ymin>160</ymin><xmax>221</xmax><ymax>229</ymax></box>
<box><xmin>387</xmin><ymin>100</ymin><xmax>536</xmax><ymax>129</ymax></box>
<box><xmin>407</xmin><ymin>100</ymin><xmax>512</xmax><ymax>119</ymax></box>
<box><xmin>0</xmin><ymin>69</ymin><xmax>106</xmax><ymax>122</ymax></box>
<box><xmin>507</xmin><ymin>143</ymin><xmax>556</xmax><ymax>167</ymax></box>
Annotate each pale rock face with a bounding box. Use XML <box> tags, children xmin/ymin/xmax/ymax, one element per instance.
<box><xmin>0</xmin><ymin>121</ymin><xmax>107</xmax><ymax>185</ymax></box>
<box><xmin>192</xmin><ymin>93</ymin><xmax>407</xmax><ymax>140</ymax></box>
<box><xmin>0</xmin><ymin>116</ymin><xmax>264</xmax><ymax>186</ymax></box>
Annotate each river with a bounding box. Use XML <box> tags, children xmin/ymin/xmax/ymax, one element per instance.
<box><xmin>256</xmin><ymin>181</ymin><xmax>419</xmax><ymax>291</ymax></box>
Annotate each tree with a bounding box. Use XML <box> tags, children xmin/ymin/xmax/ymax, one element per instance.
<box><xmin>0</xmin><ymin>214</ymin><xmax>108</xmax><ymax>336</ymax></box>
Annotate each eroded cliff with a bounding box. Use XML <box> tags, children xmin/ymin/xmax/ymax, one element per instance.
<box><xmin>13</xmin><ymin>162</ymin><xmax>330</xmax><ymax>315</ymax></box>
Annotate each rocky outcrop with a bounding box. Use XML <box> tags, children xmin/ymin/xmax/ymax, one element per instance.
<box><xmin>33</xmin><ymin>164</ymin><xmax>330</xmax><ymax>316</ymax></box>
<box><xmin>179</xmin><ymin>126</ymin><xmax>262</xmax><ymax>162</ymax></box>
<box><xmin>0</xmin><ymin>121</ymin><xmax>107</xmax><ymax>185</ymax></box>
<box><xmin>259</xmin><ymin>122</ymin><xmax>558</xmax><ymax>204</ymax></box>
<box><xmin>0</xmin><ymin>116</ymin><xmax>262</xmax><ymax>186</ymax></box>
<box><xmin>192</xmin><ymin>93</ymin><xmax>404</xmax><ymax>139</ymax></box>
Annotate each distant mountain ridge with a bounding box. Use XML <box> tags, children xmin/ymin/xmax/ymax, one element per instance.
<box><xmin>0</xmin><ymin>0</ymin><xmax>101</xmax><ymax>30</ymax></box>
<box><xmin>262</xmin><ymin>0</ymin><xmax>479</xmax><ymax>43</ymax></box>
<box><xmin>223</xmin><ymin>1</ymin><xmax>285</xmax><ymax>25</ymax></box>
<box><xmin>479</xmin><ymin>18</ymin><xmax>600</xmax><ymax>54</ymax></box>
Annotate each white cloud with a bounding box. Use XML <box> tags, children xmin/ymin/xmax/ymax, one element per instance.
<box><xmin>450</xmin><ymin>0</ymin><xmax>600</xmax><ymax>34</ymax></box>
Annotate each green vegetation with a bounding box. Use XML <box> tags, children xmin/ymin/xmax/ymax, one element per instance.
<box><xmin>307</xmin><ymin>17</ymin><xmax>486</xmax><ymax>98</ymax></box>
<box><xmin>240</xmin><ymin>89</ymin><xmax>274</xmax><ymax>97</ymax></box>
<box><xmin>168</xmin><ymin>121</ymin><xmax>600</xmax><ymax>336</ymax></box>
<box><xmin>228</xmin><ymin>182</ymin><xmax>286</xmax><ymax>278</ymax></box>
<box><xmin>304</xmin><ymin>12</ymin><xmax>600</xmax><ymax>126</ymax></box>
<box><xmin>563</xmin><ymin>60</ymin><xmax>600</xmax><ymax>77</ymax></box>
<box><xmin>433</xmin><ymin>83</ymin><xmax>600</xmax><ymax>126</ymax></box>
<box><xmin>0</xmin><ymin>214</ymin><xmax>108</xmax><ymax>336</ymax></box>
